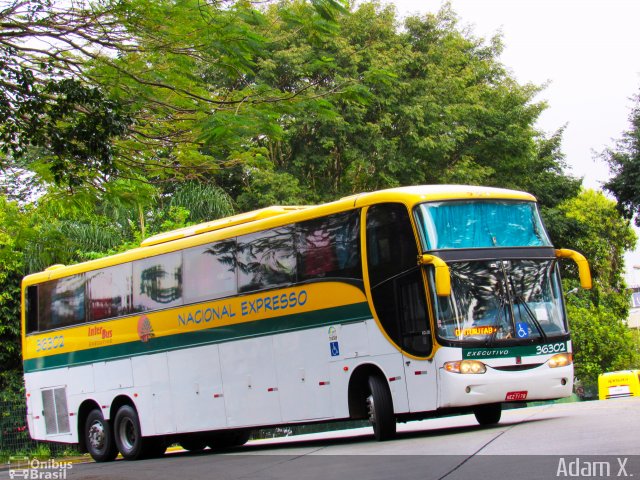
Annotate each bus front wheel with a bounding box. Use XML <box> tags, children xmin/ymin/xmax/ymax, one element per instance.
<box><xmin>473</xmin><ymin>403</ymin><xmax>502</xmax><ymax>426</ymax></box>
<box><xmin>85</xmin><ymin>409</ymin><xmax>118</xmax><ymax>462</ymax></box>
<box><xmin>366</xmin><ymin>375</ymin><xmax>396</xmax><ymax>441</ymax></box>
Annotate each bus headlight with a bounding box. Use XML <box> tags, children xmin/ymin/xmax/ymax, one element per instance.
<box><xmin>548</xmin><ymin>353</ymin><xmax>572</xmax><ymax>368</ymax></box>
<box><xmin>444</xmin><ymin>360</ymin><xmax>487</xmax><ymax>374</ymax></box>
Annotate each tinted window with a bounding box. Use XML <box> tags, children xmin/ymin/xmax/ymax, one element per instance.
<box><xmin>26</xmin><ymin>285</ymin><xmax>38</xmax><ymax>333</ymax></box>
<box><xmin>87</xmin><ymin>264</ymin><xmax>133</xmax><ymax>321</ymax></box>
<box><xmin>366</xmin><ymin>204</ymin><xmax>431</xmax><ymax>356</ymax></box>
<box><xmin>297</xmin><ymin>211</ymin><xmax>361</xmax><ymax>281</ymax></box>
<box><xmin>184</xmin><ymin>239</ymin><xmax>237</xmax><ymax>303</ymax></box>
<box><xmin>133</xmin><ymin>252</ymin><xmax>183</xmax><ymax>311</ymax></box>
<box><xmin>39</xmin><ymin>275</ymin><xmax>86</xmax><ymax>330</ymax></box>
<box><xmin>237</xmin><ymin>226</ymin><xmax>296</xmax><ymax>293</ymax></box>
<box><xmin>367</xmin><ymin>204</ymin><xmax>417</xmax><ymax>287</ymax></box>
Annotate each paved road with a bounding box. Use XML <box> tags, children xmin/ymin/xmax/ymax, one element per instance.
<box><xmin>4</xmin><ymin>398</ymin><xmax>640</xmax><ymax>480</ymax></box>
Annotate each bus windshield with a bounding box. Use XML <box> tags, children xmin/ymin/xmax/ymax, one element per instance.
<box><xmin>431</xmin><ymin>260</ymin><xmax>567</xmax><ymax>343</ymax></box>
<box><xmin>416</xmin><ymin>200</ymin><xmax>551</xmax><ymax>250</ymax></box>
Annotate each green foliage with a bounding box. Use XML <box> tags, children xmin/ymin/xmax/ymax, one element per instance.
<box><xmin>0</xmin><ymin>198</ymin><xmax>26</xmax><ymax>388</ymax></box>
<box><xmin>547</xmin><ymin>190</ymin><xmax>639</xmax><ymax>387</ymax></box>
<box><xmin>604</xmin><ymin>93</ymin><xmax>640</xmax><ymax>226</ymax></box>
<box><xmin>567</xmin><ymin>299</ymin><xmax>640</xmax><ymax>388</ymax></box>
<box><xmin>552</xmin><ymin>190</ymin><xmax>636</xmax><ymax>293</ymax></box>
<box><xmin>228</xmin><ymin>2</ymin><xmax>580</xmax><ymax>206</ymax></box>
<box><xmin>164</xmin><ymin>182</ymin><xmax>235</xmax><ymax>224</ymax></box>
<box><xmin>0</xmin><ymin>1</ymin><xmax>134</xmax><ymax>188</ymax></box>
<box><xmin>236</xmin><ymin>169</ymin><xmax>306</xmax><ymax>211</ymax></box>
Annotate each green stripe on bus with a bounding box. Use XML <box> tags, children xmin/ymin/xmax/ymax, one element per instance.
<box><xmin>23</xmin><ymin>302</ymin><xmax>371</xmax><ymax>373</ymax></box>
<box><xmin>462</xmin><ymin>341</ymin><xmax>569</xmax><ymax>359</ymax></box>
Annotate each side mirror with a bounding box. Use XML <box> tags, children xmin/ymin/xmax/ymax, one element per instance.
<box><xmin>418</xmin><ymin>254</ymin><xmax>451</xmax><ymax>297</ymax></box>
<box><xmin>555</xmin><ymin>249</ymin><xmax>592</xmax><ymax>290</ymax></box>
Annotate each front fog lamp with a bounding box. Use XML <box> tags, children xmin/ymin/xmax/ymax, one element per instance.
<box><xmin>444</xmin><ymin>360</ymin><xmax>487</xmax><ymax>374</ymax></box>
<box><xmin>548</xmin><ymin>353</ymin><xmax>573</xmax><ymax>368</ymax></box>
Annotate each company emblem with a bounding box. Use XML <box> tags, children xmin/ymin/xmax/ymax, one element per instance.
<box><xmin>137</xmin><ymin>315</ymin><xmax>155</xmax><ymax>343</ymax></box>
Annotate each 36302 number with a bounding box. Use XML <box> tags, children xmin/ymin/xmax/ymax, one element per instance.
<box><xmin>35</xmin><ymin>336</ymin><xmax>65</xmax><ymax>352</ymax></box>
<box><xmin>535</xmin><ymin>342</ymin><xmax>567</xmax><ymax>355</ymax></box>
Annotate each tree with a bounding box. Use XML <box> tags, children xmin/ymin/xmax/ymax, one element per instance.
<box><xmin>603</xmin><ymin>93</ymin><xmax>640</xmax><ymax>226</ymax></box>
<box><xmin>553</xmin><ymin>190</ymin><xmax>636</xmax><ymax>295</ymax></box>
<box><xmin>1</xmin><ymin>0</ymin><xmax>349</xmax><ymax>193</ymax></box>
<box><xmin>549</xmin><ymin>190</ymin><xmax>639</xmax><ymax>390</ymax></box>
<box><xmin>0</xmin><ymin>0</ymin><xmax>134</xmax><ymax>186</ymax></box>
<box><xmin>0</xmin><ymin>197</ymin><xmax>29</xmax><ymax>397</ymax></box>
<box><xmin>231</xmin><ymin>2</ymin><xmax>580</xmax><ymax>208</ymax></box>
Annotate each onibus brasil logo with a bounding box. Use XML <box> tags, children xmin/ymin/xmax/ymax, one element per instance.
<box><xmin>9</xmin><ymin>457</ymin><xmax>73</xmax><ymax>479</ymax></box>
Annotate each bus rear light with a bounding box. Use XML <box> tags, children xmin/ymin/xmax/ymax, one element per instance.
<box><xmin>444</xmin><ymin>360</ymin><xmax>486</xmax><ymax>374</ymax></box>
<box><xmin>548</xmin><ymin>353</ymin><xmax>572</xmax><ymax>368</ymax></box>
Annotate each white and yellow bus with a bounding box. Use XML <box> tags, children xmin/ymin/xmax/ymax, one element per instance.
<box><xmin>21</xmin><ymin>185</ymin><xmax>591</xmax><ymax>461</ymax></box>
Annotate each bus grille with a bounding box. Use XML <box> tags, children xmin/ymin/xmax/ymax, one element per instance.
<box><xmin>492</xmin><ymin>364</ymin><xmax>543</xmax><ymax>372</ymax></box>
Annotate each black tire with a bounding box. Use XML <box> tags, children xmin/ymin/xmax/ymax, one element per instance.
<box><xmin>366</xmin><ymin>375</ymin><xmax>396</xmax><ymax>441</ymax></box>
<box><xmin>144</xmin><ymin>437</ymin><xmax>168</xmax><ymax>458</ymax></box>
<box><xmin>180</xmin><ymin>438</ymin><xmax>207</xmax><ymax>452</ymax></box>
<box><xmin>85</xmin><ymin>409</ymin><xmax>118</xmax><ymax>462</ymax></box>
<box><xmin>113</xmin><ymin>405</ymin><xmax>146</xmax><ymax>460</ymax></box>
<box><xmin>207</xmin><ymin>429</ymin><xmax>251</xmax><ymax>451</ymax></box>
<box><xmin>474</xmin><ymin>403</ymin><xmax>502</xmax><ymax>426</ymax></box>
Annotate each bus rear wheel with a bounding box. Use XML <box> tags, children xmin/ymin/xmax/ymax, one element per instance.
<box><xmin>473</xmin><ymin>403</ymin><xmax>502</xmax><ymax>426</ymax></box>
<box><xmin>85</xmin><ymin>409</ymin><xmax>118</xmax><ymax>462</ymax></box>
<box><xmin>366</xmin><ymin>375</ymin><xmax>396</xmax><ymax>441</ymax></box>
<box><xmin>114</xmin><ymin>404</ymin><xmax>158</xmax><ymax>460</ymax></box>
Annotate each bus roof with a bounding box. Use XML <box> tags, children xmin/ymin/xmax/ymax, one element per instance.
<box><xmin>23</xmin><ymin>185</ymin><xmax>536</xmax><ymax>284</ymax></box>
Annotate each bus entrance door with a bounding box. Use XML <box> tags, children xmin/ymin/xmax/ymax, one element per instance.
<box><xmin>402</xmin><ymin>356</ymin><xmax>437</xmax><ymax>413</ymax></box>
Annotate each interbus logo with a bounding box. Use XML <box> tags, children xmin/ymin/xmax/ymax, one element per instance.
<box><xmin>137</xmin><ymin>315</ymin><xmax>155</xmax><ymax>343</ymax></box>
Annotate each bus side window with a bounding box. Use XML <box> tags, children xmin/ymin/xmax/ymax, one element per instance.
<box><xmin>183</xmin><ymin>239</ymin><xmax>237</xmax><ymax>303</ymax></box>
<box><xmin>87</xmin><ymin>264</ymin><xmax>133</xmax><ymax>321</ymax></box>
<box><xmin>133</xmin><ymin>252</ymin><xmax>183</xmax><ymax>312</ymax></box>
<box><xmin>297</xmin><ymin>210</ymin><xmax>361</xmax><ymax>281</ymax></box>
<box><xmin>39</xmin><ymin>275</ymin><xmax>87</xmax><ymax>330</ymax></box>
<box><xmin>237</xmin><ymin>226</ymin><xmax>297</xmax><ymax>293</ymax></box>
<box><xmin>26</xmin><ymin>285</ymin><xmax>39</xmax><ymax>333</ymax></box>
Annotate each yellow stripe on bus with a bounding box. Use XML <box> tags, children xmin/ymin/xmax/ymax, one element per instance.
<box><xmin>23</xmin><ymin>282</ymin><xmax>366</xmax><ymax>361</ymax></box>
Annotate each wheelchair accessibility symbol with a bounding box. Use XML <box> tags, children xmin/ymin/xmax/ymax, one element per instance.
<box><xmin>330</xmin><ymin>341</ymin><xmax>340</xmax><ymax>357</ymax></box>
<box><xmin>516</xmin><ymin>322</ymin><xmax>529</xmax><ymax>338</ymax></box>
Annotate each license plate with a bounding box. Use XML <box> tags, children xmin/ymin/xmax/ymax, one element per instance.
<box><xmin>505</xmin><ymin>390</ymin><xmax>528</xmax><ymax>401</ymax></box>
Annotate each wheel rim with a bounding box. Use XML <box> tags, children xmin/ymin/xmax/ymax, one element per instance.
<box><xmin>88</xmin><ymin>420</ymin><xmax>105</xmax><ymax>451</ymax></box>
<box><xmin>118</xmin><ymin>417</ymin><xmax>137</xmax><ymax>452</ymax></box>
<box><xmin>366</xmin><ymin>394</ymin><xmax>376</xmax><ymax>425</ymax></box>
